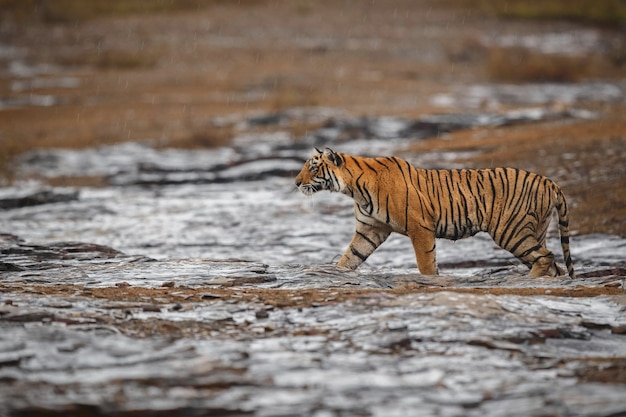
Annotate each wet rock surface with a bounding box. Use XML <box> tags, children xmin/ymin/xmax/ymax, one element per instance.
<box><xmin>0</xmin><ymin>109</ymin><xmax>625</xmax><ymax>416</ymax></box>
<box><xmin>0</xmin><ymin>189</ymin><xmax>79</xmax><ymax>210</ymax></box>
<box><xmin>1</xmin><ymin>111</ymin><xmax>626</xmax><ymax>415</ymax></box>
<box><xmin>1</xmin><ymin>254</ymin><xmax>625</xmax><ymax>416</ymax></box>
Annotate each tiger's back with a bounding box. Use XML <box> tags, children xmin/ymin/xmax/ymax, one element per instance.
<box><xmin>417</xmin><ymin>168</ymin><xmax>558</xmax><ymax>240</ymax></box>
<box><xmin>295</xmin><ymin>148</ymin><xmax>575</xmax><ymax>278</ymax></box>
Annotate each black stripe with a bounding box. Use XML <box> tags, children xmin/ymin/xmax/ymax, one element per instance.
<box><xmin>491</xmin><ymin>169</ymin><xmax>509</xmax><ymax>242</ymax></box>
<box><xmin>328</xmin><ymin>170</ymin><xmax>339</xmax><ymax>190</ymax></box>
<box><xmin>354</xmin><ymin>173</ymin><xmax>373</xmax><ymax>214</ymax></box>
<box><xmin>351</xmin><ymin>247</ymin><xmax>367</xmax><ymax>261</ymax></box>
<box><xmin>403</xmin><ymin>160</ymin><xmax>412</xmax><ymax>232</ymax></box>
<box><xmin>363</xmin><ymin>160</ymin><xmax>378</xmax><ymax>172</ymax></box>
<box><xmin>487</xmin><ymin>170</ymin><xmax>497</xmax><ymax>227</ymax></box>
<box><xmin>420</xmin><ymin>224</ymin><xmax>435</xmax><ymax>233</ymax></box>
<box><xmin>389</xmin><ymin>156</ymin><xmax>404</xmax><ymax>172</ymax></box>
<box><xmin>430</xmin><ymin>170</ymin><xmax>446</xmax><ymax>237</ymax></box>
<box><xmin>500</xmin><ymin>173</ymin><xmax>535</xmax><ymax>247</ymax></box>
<box><xmin>389</xmin><ymin>158</ymin><xmax>410</xmax><ymax>230</ymax></box>
<box><xmin>413</xmin><ymin>169</ymin><xmax>430</xmax><ymax>221</ymax></box>
<box><xmin>373</xmin><ymin>158</ymin><xmax>391</xmax><ymax>169</ymax></box>
<box><xmin>426</xmin><ymin>242</ymin><xmax>436</xmax><ymax>253</ymax></box>
<box><xmin>357</xmin><ymin>218</ymin><xmax>376</xmax><ymax>228</ymax></box>
<box><xmin>350</xmin><ymin>156</ymin><xmax>363</xmax><ymax>170</ymax></box>
<box><xmin>501</xmin><ymin>215</ymin><xmax>531</xmax><ymax>250</ymax></box>
<box><xmin>519</xmin><ymin>242</ymin><xmax>542</xmax><ymax>259</ymax></box>
<box><xmin>507</xmin><ymin>233</ymin><xmax>534</xmax><ymax>255</ymax></box>
<box><xmin>444</xmin><ymin>171</ymin><xmax>454</xmax><ymax>236</ymax></box>
<box><xmin>357</xmin><ymin>231</ymin><xmax>378</xmax><ymax>248</ymax></box>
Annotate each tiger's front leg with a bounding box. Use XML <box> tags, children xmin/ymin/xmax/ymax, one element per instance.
<box><xmin>409</xmin><ymin>228</ymin><xmax>438</xmax><ymax>275</ymax></box>
<box><xmin>337</xmin><ymin>223</ymin><xmax>391</xmax><ymax>270</ymax></box>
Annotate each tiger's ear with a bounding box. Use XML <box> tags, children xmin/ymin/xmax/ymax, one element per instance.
<box><xmin>323</xmin><ymin>147</ymin><xmax>342</xmax><ymax>167</ymax></box>
<box><xmin>314</xmin><ymin>147</ymin><xmax>322</xmax><ymax>154</ymax></box>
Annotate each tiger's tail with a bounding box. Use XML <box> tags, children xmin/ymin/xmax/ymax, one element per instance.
<box><xmin>555</xmin><ymin>187</ymin><xmax>576</xmax><ymax>278</ymax></box>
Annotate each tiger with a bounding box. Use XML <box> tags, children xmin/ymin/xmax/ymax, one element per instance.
<box><xmin>295</xmin><ymin>147</ymin><xmax>575</xmax><ymax>278</ymax></box>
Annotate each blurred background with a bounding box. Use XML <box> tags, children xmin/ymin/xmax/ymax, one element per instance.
<box><xmin>0</xmin><ymin>0</ymin><xmax>625</xmax><ymax>235</ymax></box>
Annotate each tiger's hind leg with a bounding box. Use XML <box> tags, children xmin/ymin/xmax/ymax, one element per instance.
<box><xmin>529</xmin><ymin>250</ymin><xmax>561</xmax><ymax>278</ymax></box>
<box><xmin>536</xmin><ymin>219</ymin><xmax>564</xmax><ymax>276</ymax></box>
<box><xmin>500</xmin><ymin>233</ymin><xmax>561</xmax><ymax>278</ymax></box>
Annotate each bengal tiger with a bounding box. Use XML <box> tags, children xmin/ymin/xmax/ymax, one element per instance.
<box><xmin>295</xmin><ymin>147</ymin><xmax>575</xmax><ymax>278</ymax></box>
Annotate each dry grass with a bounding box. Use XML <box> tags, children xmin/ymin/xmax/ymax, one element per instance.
<box><xmin>3</xmin><ymin>0</ymin><xmax>624</xmax><ymax>26</ymax></box>
<box><xmin>445</xmin><ymin>0</ymin><xmax>626</xmax><ymax>26</ymax></box>
<box><xmin>487</xmin><ymin>47</ymin><xmax>589</xmax><ymax>83</ymax></box>
<box><xmin>269</xmin><ymin>86</ymin><xmax>322</xmax><ymax>112</ymax></box>
<box><xmin>0</xmin><ymin>0</ymin><xmax>264</xmax><ymax>23</ymax></box>
<box><xmin>159</xmin><ymin>127</ymin><xmax>234</xmax><ymax>149</ymax></box>
<box><xmin>480</xmin><ymin>0</ymin><xmax>626</xmax><ymax>26</ymax></box>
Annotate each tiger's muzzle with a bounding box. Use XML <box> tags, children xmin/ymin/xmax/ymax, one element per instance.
<box><xmin>297</xmin><ymin>183</ymin><xmax>319</xmax><ymax>196</ymax></box>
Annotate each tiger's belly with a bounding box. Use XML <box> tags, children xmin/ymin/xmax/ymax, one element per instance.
<box><xmin>434</xmin><ymin>219</ymin><xmax>483</xmax><ymax>240</ymax></box>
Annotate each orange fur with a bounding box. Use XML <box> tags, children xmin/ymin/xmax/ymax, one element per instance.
<box><xmin>295</xmin><ymin>148</ymin><xmax>575</xmax><ymax>278</ymax></box>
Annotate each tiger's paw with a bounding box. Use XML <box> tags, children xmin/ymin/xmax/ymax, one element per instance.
<box><xmin>529</xmin><ymin>257</ymin><xmax>563</xmax><ymax>278</ymax></box>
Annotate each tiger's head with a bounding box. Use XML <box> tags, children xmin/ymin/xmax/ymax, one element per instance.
<box><xmin>295</xmin><ymin>147</ymin><xmax>344</xmax><ymax>196</ymax></box>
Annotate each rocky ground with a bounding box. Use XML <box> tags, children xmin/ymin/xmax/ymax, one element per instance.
<box><xmin>1</xmin><ymin>231</ymin><xmax>625</xmax><ymax>416</ymax></box>
<box><xmin>0</xmin><ymin>1</ymin><xmax>625</xmax><ymax>416</ymax></box>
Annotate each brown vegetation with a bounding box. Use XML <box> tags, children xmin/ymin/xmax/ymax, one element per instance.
<box><xmin>487</xmin><ymin>47</ymin><xmax>588</xmax><ymax>83</ymax></box>
<box><xmin>478</xmin><ymin>0</ymin><xmax>626</xmax><ymax>26</ymax></box>
<box><xmin>0</xmin><ymin>0</ymin><xmax>252</xmax><ymax>23</ymax></box>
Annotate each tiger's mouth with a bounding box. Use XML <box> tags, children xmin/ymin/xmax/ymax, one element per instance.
<box><xmin>298</xmin><ymin>184</ymin><xmax>318</xmax><ymax>196</ymax></box>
